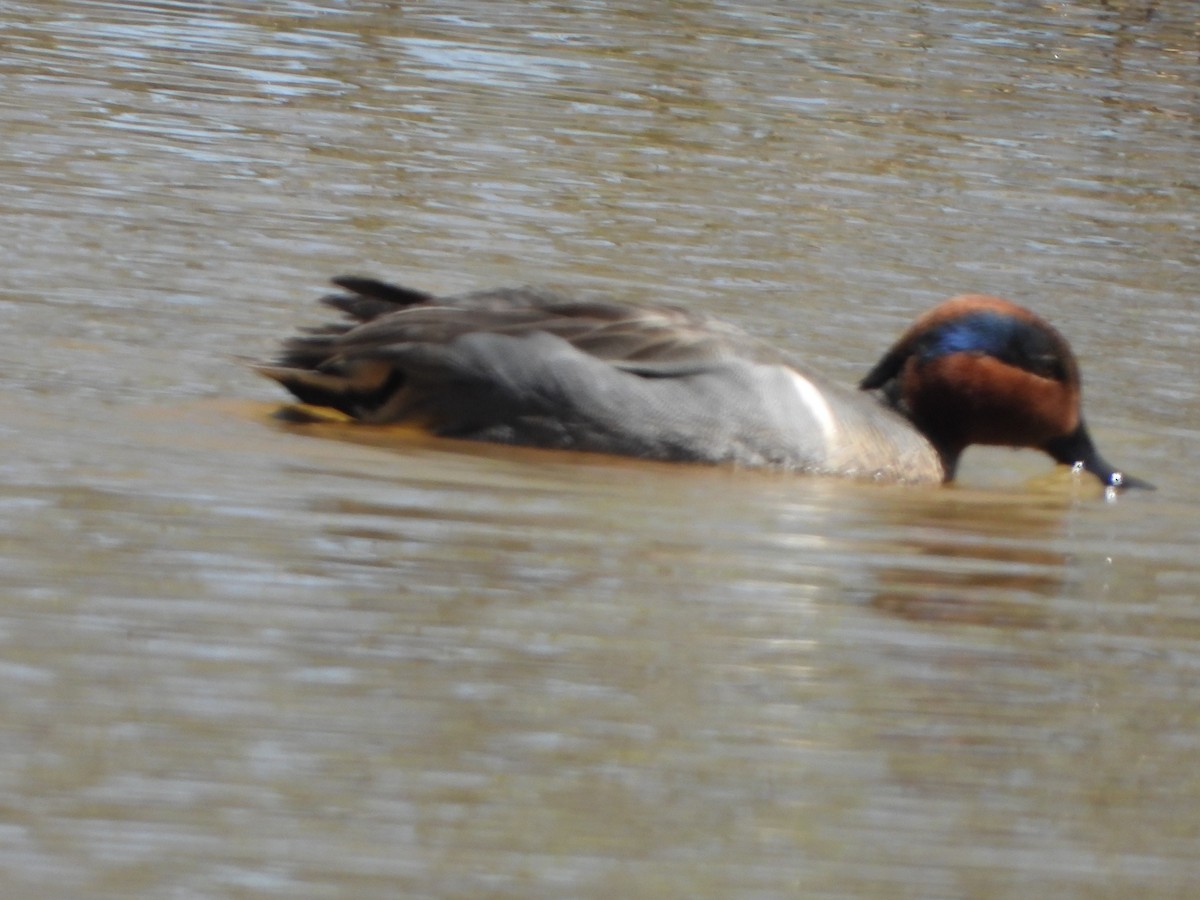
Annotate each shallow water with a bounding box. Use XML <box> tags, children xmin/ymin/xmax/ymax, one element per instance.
<box><xmin>3</xmin><ymin>1</ymin><xmax>1200</xmax><ymax>896</ymax></box>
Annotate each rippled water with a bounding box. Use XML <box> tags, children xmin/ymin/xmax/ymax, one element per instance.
<box><xmin>3</xmin><ymin>0</ymin><xmax>1199</xmax><ymax>896</ymax></box>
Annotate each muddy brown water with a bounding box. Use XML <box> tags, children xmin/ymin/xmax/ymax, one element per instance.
<box><xmin>3</xmin><ymin>1</ymin><xmax>1199</xmax><ymax>896</ymax></box>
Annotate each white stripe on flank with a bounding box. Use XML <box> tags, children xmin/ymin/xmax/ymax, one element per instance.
<box><xmin>785</xmin><ymin>369</ymin><xmax>838</xmax><ymax>445</ymax></box>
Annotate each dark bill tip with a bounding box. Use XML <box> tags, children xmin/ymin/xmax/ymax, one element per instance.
<box><xmin>1106</xmin><ymin>471</ymin><xmax>1155</xmax><ymax>491</ymax></box>
<box><xmin>1043</xmin><ymin>423</ymin><xmax>1154</xmax><ymax>493</ymax></box>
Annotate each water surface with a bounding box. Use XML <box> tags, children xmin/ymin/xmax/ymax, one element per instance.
<box><xmin>2</xmin><ymin>1</ymin><xmax>1199</xmax><ymax>896</ymax></box>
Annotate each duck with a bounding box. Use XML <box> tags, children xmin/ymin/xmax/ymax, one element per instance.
<box><xmin>255</xmin><ymin>276</ymin><xmax>1152</xmax><ymax>490</ymax></box>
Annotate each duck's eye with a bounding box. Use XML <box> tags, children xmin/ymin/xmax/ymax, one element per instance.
<box><xmin>1029</xmin><ymin>353</ymin><xmax>1068</xmax><ymax>382</ymax></box>
<box><xmin>921</xmin><ymin>313</ymin><xmax>1072</xmax><ymax>382</ymax></box>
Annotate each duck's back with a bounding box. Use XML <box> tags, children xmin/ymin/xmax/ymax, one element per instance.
<box><xmin>256</xmin><ymin>278</ymin><xmax>943</xmax><ymax>484</ymax></box>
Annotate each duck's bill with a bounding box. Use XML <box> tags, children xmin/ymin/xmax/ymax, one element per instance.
<box><xmin>1105</xmin><ymin>470</ymin><xmax>1155</xmax><ymax>491</ymax></box>
<box><xmin>1043</xmin><ymin>423</ymin><xmax>1155</xmax><ymax>492</ymax></box>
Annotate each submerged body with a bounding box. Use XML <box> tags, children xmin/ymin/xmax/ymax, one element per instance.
<box><xmin>256</xmin><ymin>277</ymin><xmax>1149</xmax><ymax>490</ymax></box>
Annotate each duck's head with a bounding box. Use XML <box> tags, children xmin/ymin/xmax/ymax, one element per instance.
<box><xmin>860</xmin><ymin>295</ymin><xmax>1153</xmax><ymax>490</ymax></box>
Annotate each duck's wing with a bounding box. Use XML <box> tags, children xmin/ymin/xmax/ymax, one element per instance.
<box><xmin>254</xmin><ymin>276</ymin><xmax>945</xmax><ymax>481</ymax></box>
<box><xmin>255</xmin><ymin>276</ymin><xmax>785</xmax><ymax>422</ymax></box>
<box><xmin>335</xmin><ymin>276</ymin><xmax>778</xmax><ymax>367</ymax></box>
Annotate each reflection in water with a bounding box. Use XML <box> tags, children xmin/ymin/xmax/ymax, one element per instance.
<box><xmin>868</xmin><ymin>494</ymin><xmax>1071</xmax><ymax>628</ymax></box>
<box><xmin>3</xmin><ymin>0</ymin><xmax>1200</xmax><ymax>896</ymax></box>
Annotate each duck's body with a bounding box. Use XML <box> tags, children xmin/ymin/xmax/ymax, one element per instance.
<box><xmin>256</xmin><ymin>277</ymin><xmax>1149</xmax><ymax>490</ymax></box>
